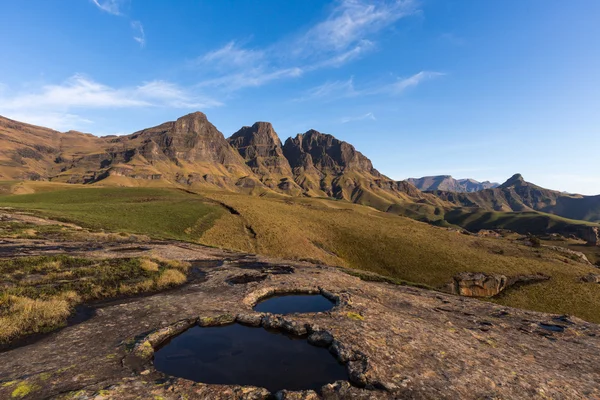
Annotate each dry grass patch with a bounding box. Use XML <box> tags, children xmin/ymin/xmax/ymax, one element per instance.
<box><xmin>156</xmin><ymin>269</ymin><xmax>187</xmax><ymax>288</ymax></box>
<box><xmin>0</xmin><ymin>294</ymin><xmax>74</xmax><ymax>343</ymax></box>
<box><xmin>140</xmin><ymin>258</ymin><xmax>159</xmax><ymax>272</ymax></box>
<box><xmin>149</xmin><ymin>255</ymin><xmax>191</xmax><ymax>272</ymax></box>
<box><xmin>0</xmin><ymin>255</ymin><xmax>193</xmax><ymax>343</ymax></box>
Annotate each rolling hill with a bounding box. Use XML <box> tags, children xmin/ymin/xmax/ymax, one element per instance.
<box><xmin>431</xmin><ymin>173</ymin><xmax>600</xmax><ymax>223</ymax></box>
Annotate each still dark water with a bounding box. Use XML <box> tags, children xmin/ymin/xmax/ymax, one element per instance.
<box><xmin>153</xmin><ymin>324</ymin><xmax>348</xmax><ymax>393</ymax></box>
<box><xmin>253</xmin><ymin>294</ymin><xmax>335</xmax><ymax>314</ymax></box>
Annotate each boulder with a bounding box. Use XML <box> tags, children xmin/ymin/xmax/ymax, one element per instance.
<box><xmin>449</xmin><ymin>272</ymin><xmax>508</xmax><ymax>297</ymax></box>
<box><xmin>447</xmin><ymin>272</ymin><xmax>549</xmax><ymax>297</ymax></box>
<box><xmin>581</xmin><ymin>273</ymin><xmax>600</xmax><ymax>283</ymax></box>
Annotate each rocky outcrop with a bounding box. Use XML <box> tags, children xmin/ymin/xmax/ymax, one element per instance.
<box><xmin>582</xmin><ymin>227</ymin><xmax>599</xmax><ymax>246</ymax></box>
<box><xmin>581</xmin><ymin>273</ymin><xmax>600</xmax><ymax>283</ymax></box>
<box><xmin>135</xmin><ymin>112</ymin><xmax>247</xmax><ymax>167</ymax></box>
<box><xmin>447</xmin><ymin>272</ymin><xmax>550</xmax><ymax>297</ymax></box>
<box><xmin>545</xmin><ymin>245</ymin><xmax>592</xmax><ymax>264</ymax></box>
<box><xmin>283</xmin><ymin>130</ymin><xmax>379</xmax><ymax>177</ymax></box>
<box><xmin>228</xmin><ymin>122</ymin><xmax>293</xmax><ymax>177</ymax></box>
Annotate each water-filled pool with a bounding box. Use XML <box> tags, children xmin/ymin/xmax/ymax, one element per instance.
<box><xmin>153</xmin><ymin>323</ymin><xmax>347</xmax><ymax>393</ymax></box>
<box><xmin>253</xmin><ymin>294</ymin><xmax>335</xmax><ymax>314</ymax></box>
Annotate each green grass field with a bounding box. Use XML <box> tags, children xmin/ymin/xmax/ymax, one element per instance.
<box><xmin>1</xmin><ymin>184</ymin><xmax>600</xmax><ymax>323</ymax></box>
<box><xmin>0</xmin><ymin>187</ymin><xmax>224</xmax><ymax>241</ymax></box>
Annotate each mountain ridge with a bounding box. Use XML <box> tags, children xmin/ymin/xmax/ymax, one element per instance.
<box><xmin>408</xmin><ymin>175</ymin><xmax>500</xmax><ymax>192</ymax></box>
<box><xmin>0</xmin><ymin>113</ymin><xmax>431</xmax><ymax>207</ymax></box>
<box><xmin>1</xmin><ymin>112</ymin><xmax>599</xmax><ymax>236</ymax></box>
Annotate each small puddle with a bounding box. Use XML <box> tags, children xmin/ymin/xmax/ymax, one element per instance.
<box><xmin>153</xmin><ymin>324</ymin><xmax>348</xmax><ymax>393</ymax></box>
<box><xmin>539</xmin><ymin>323</ymin><xmax>565</xmax><ymax>333</ymax></box>
<box><xmin>227</xmin><ymin>274</ymin><xmax>267</xmax><ymax>285</ymax></box>
<box><xmin>253</xmin><ymin>294</ymin><xmax>335</xmax><ymax>314</ymax></box>
<box><xmin>188</xmin><ymin>267</ymin><xmax>208</xmax><ymax>283</ymax></box>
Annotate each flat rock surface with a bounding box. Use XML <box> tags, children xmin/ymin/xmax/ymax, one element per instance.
<box><xmin>0</xmin><ymin>238</ymin><xmax>600</xmax><ymax>399</ymax></box>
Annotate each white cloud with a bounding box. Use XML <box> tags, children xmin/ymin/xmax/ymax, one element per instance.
<box><xmin>0</xmin><ymin>75</ymin><xmax>220</xmax><ymax>110</ymax></box>
<box><xmin>3</xmin><ymin>112</ymin><xmax>94</xmax><ymax>132</ymax></box>
<box><xmin>91</xmin><ymin>0</ymin><xmax>124</xmax><ymax>16</ymax></box>
<box><xmin>194</xmin><ymin>0</ymin><xmax>418</xmax><ymax>92</ymax></box>
<box><xmin>386</xmin><ymin>71</ymin><xmax>445</xmax><ymax>94</ymax></box>
<box><xmin>298</xmin><ymin>71</ymin><xmax>444</xmax><ymax>102</ymax></box>
<box><xmin>310</xmin><ymin>40</ymin><xmax>375</xmax><ymax>69</ymax></box>
<box><xmin>0</xmin><ymin>75</ymin><xmax>221</xmax><ymax>131</ymax></box>
<box><xmin>131</xmin><ymin>21</ymin><xmax>145</xmax><ymax>47</ymax></box>
<box><xmin>295</xmin><ymin>78</ymin><xmax>357</xmax><ymax>102</ymax></box>
<box><xmin>297</xmin><ymin>0</ymin><xmax>416</xmax><ymax>55</ymax></box>
<box><xmin>340</xmin><ymin>112</ymin><xmax>376</xmax><ymax>123</ymax></box>
<box><xmin>200</xmin><ymin>41</ymin><xmax>264</xmax><ymax>68</ymax></box>
<box><xmin>198</xmin><ymin>67</ymin><xmax>303</xmax><ymax>92</ymax></box>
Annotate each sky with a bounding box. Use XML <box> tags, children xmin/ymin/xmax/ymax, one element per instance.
<box><xmin>0</xmin><ymin>0</ymin><xmax>599</xmax><ymax>194</ymax></box>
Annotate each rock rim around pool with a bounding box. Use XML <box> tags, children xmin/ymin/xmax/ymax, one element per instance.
<box><xmin>125</xmin><ymin>313</ymin><xmax>369</xmax><ymax>396</ymax></box>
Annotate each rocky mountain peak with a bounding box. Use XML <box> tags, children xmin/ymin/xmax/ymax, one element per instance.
<box><xmin>283</xmin><ymin>129</ymin><xmax>378</xmax><ymax>176</ymax></box>
<box><xmin>228</xmin><ymin>121</ymin><xmax>292</xmax><ymax>178</ymax></box>
<box><xmin>135</xmin><ymin>111</ymin><xmax>245</xmax><ymax>167</ymax></box>
<box><xmin>500</xmin><ymin>173</ymin><xmax>526</xmax><ymax>188</ymax></box>
<box><xmin>228</xmin><ymin>122</ymin><xmax>282</xmax><ymax>155</ymax></box>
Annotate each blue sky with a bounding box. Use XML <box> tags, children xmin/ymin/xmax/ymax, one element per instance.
<box><xmin>1</xmin><ymin>1</ymin><xmax>599</xmax><ymax>194</ymax></box>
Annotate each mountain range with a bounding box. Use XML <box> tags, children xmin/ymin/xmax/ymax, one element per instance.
<box><xmin>1</xmin><ymin>112</ymin><xmax>598</xmax><ymax>241</ymax></box>
<box><xmin>407</xmin><ymin>176</ymin><xmax>499</xmax><ymax>192</ymax></box>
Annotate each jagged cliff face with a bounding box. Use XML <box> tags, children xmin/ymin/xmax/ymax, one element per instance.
<box><xmin>140</xmin><ymin>112</ymin><xmax>245</xmax><ymax>166</ymax></box>
<box><xmin>280</xmin><ymin>129</ymin><xmax>427</xmax><ymax>205</ymax></box>
<box><xmin>0</xmin><ymin>113</ymin><xmax>252</xmax><ymax>188</ymax></box>
<box><xmin>228</xmin><ymin>123</ymin><xmax>292</xmax><ymax>175</ymax></box>
<box><xmin>228</xmin><ymin>122</ymin><xmax>301</xmax><ymax>194</ymax></box>
<box><xmin>0</xmin><ymin>113</ymin><xmax>428</xmax><ymax>205</ymax></box>
<box><xmin>283</xmin><ymin>130</ymin><xmax>378</xmax><ymax>176</ymax></box>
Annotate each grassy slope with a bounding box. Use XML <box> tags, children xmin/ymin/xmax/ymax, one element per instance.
<box><xmin>443</xmin><ymin>208</ymin><xmax>599</xmax><ymax>234</ymax></box>
<box><xmin>1</xmin><ymin>184</ymin><xmax>600</xmax><ymax>322</ymax></box>
<box><xmin>0</xmin><ymin>186</ymin><xmax>224</xmax><ymax>240</ymax></box>
<box><xmin>200</xmin><ymin>191</ymin><xmax>600</xmax><ymax>322</ymax></box>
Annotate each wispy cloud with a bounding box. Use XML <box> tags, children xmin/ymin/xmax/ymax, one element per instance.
<box><xmin>340</xmin><ymin>112</ymin><xmax>376</xmax><ymax>123</ymax></box>
<box><xmin>194</xmin><ymin>0</ymin><xmax>418</xmax><ymax>92</ymax></box>
<box><xmin>2</xmin><ymin>112</ymin><xmax>94</xmax><ymax>132</ymax></box>
<box><xmin>131</xmin><ymin>20</ymin><xmax>145</xmax><ymax>47</ymax></box>
<box><xmin>91</xmin><ymin>0</ymin><xmax>145</xmax><ymax>47</ymax></box>
<box><xmin>0</xmin><ymin>75</ymin><xmax>221</xmax><ymax>130</ymax></box>
<box><xmin>297</xmin><ymin>71</ymin><xmax>444</xmax><ymax>102</ymax></box>
<box><xmin>296</xmin><ymin>0</ymin><xmax>417</xmax><ymax>56</ymax></box>
<box><xmin>198</xmin><ymin>68</ymin><xmax>303</xmax><ymax>92</ymax></box>
<box><xmin>295</xmin><ymin>78</ymin><xmax>358</xmax><ymax>102</ymax></box>
<box><xmin>91</xmin><ymin>0</ymin><xmax>124</xmax><ymax>16</ymax></box>
<box><xmin>386</xmin><ymin>71</ymin><xmax>445</xmax><ymax>94</ymax></box>
<box><xmin>200</xmin><ymin>41</ymin><xmax>264</xmax><ymax>68</ymax></box>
